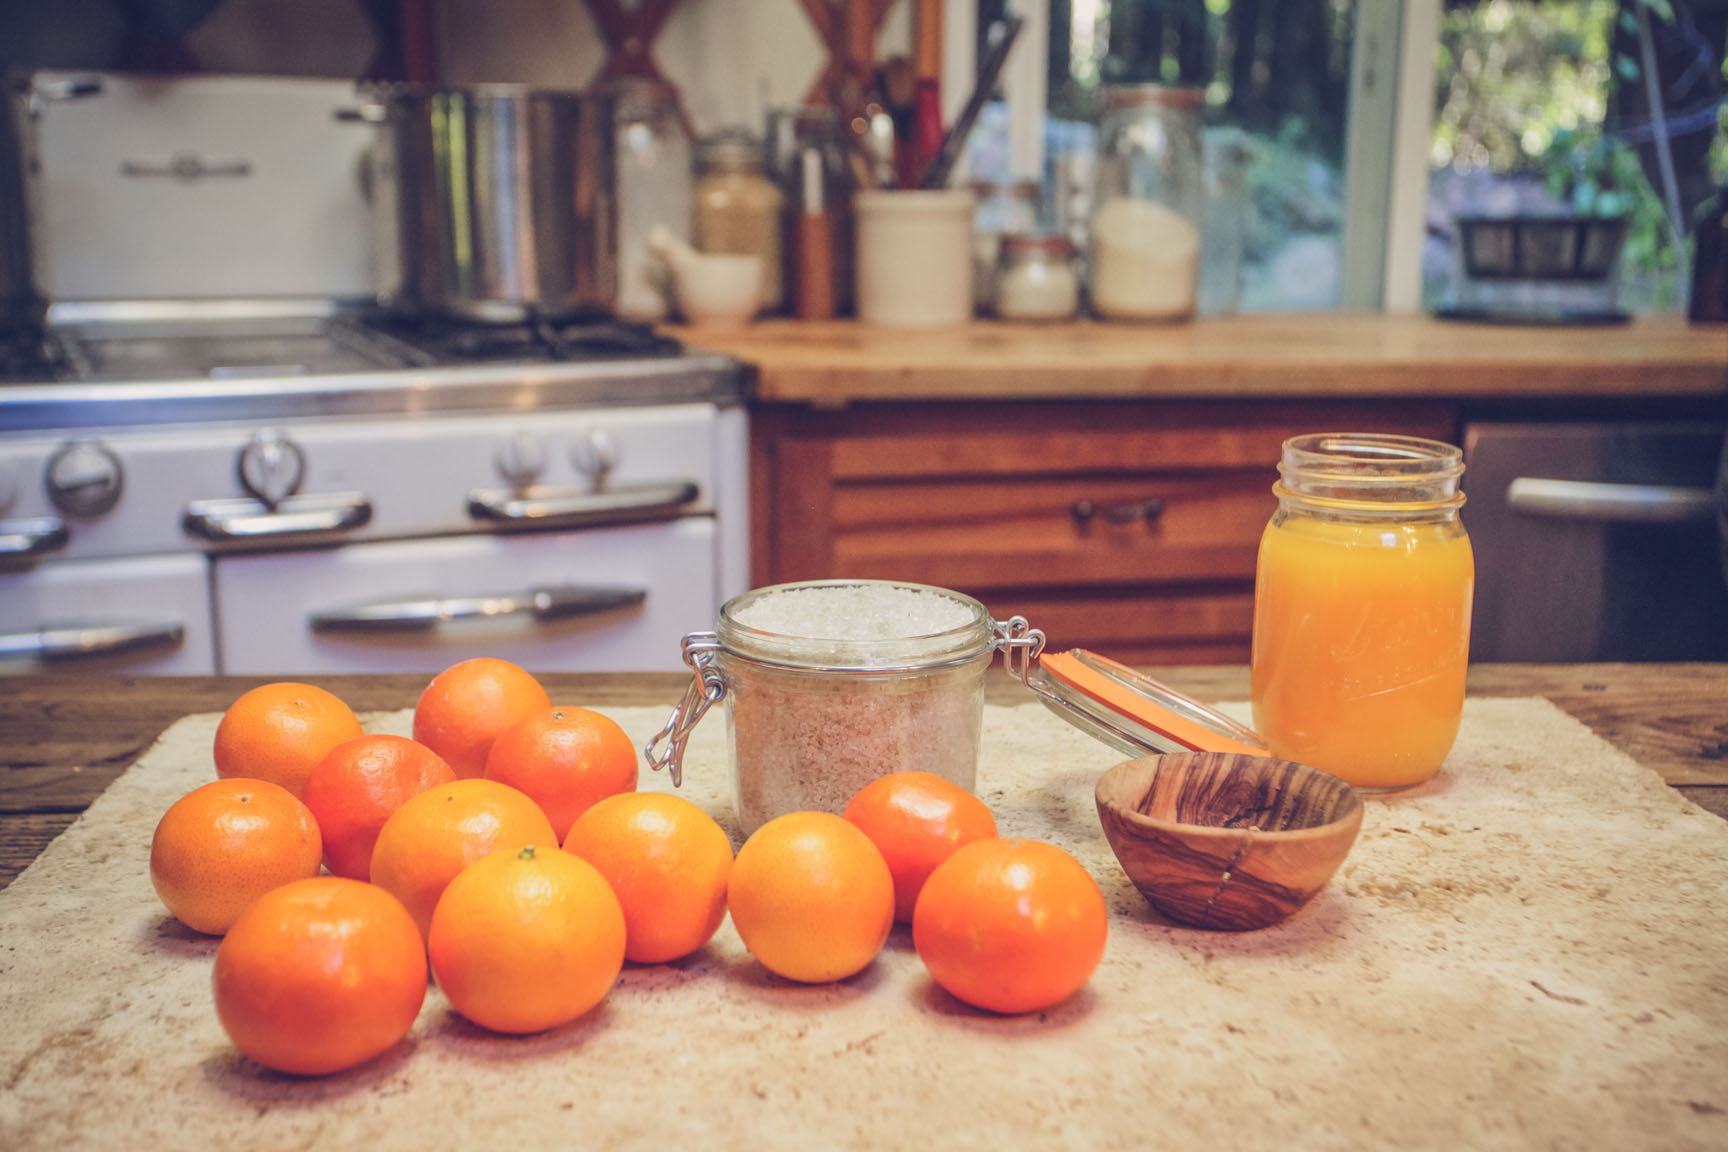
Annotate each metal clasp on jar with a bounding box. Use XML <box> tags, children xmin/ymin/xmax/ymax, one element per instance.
<box><xmin>995</xmin><ymin>615</ymin><xmax>1045</xmax><ymax>683</ymax></box>
<box><xmin>644</xmin><ymin>631</ymin><xmax>725</xmax><ymax>786</ymax></box>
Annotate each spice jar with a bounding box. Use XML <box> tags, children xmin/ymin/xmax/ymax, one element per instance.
<box><xmin>647</xmin><ymin>580</ymin><xmax>1043</xmax><ymax>834</ymax></box>
<box><xmin>994</xmin><ymin>233</ymin><xmax>1079</xmax><ymax>321</ymax></box>
<box><xmin>1250</xmin><ymin>434</ymin><xmax>1475</xmax><ymax>791</ymax></box>
<box><xmin>973</xmin><ymin>181</ymin><xmax>1041</xmax><ymax>312</ymax></box>
<box><xmin>694</xmin><ymin>130</ymin><xmax>784</xmax><ymax>313</ymax></box>
<box><xmin>1089</xmin><ymin>84</ymin><xmax>1205</xmax><ymax>321</ymax></box>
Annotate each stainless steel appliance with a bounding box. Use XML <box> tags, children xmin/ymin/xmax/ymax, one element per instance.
<box><xmin>1463</xmin><ymin>420</ymin><xmax>1728</xmax><ymax>661</ymax></box>
<box><xmin>352</xmin><ymin>84</ymin><xmax>619</xmax><ymax>322</ymax></box>
<box><xmin>0</xmin><ymin>74</ymin><xmax>746</xmax><ymax>677</ymax></box>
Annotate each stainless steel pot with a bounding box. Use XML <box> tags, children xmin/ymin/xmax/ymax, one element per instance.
<box><xmin>353</xmin><ymin>84</ymin><xmax>618</xmax><ymax>322</ymax></box>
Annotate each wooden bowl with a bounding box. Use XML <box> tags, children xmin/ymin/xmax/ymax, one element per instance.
<box><xmin>1094</xmin><ymin>752</ymin><xmax>1364</xmax><ymax>932</ymax></box>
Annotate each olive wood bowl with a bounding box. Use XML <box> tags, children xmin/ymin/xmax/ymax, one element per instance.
<box><xmin>1094</xmin><ymin>752</ymin><xmax>1364</xmax><ymax>932</ymax></box>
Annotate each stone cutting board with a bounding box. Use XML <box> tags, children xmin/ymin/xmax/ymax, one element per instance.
<box><xmin>2</xmin><ymin>700</ymin><xmax>1726</xmax><ymax>1150</ymax></box>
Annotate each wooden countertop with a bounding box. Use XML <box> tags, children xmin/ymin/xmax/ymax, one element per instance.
<box><xmin>675</xmin><ymin>313</ymin><xmax>1728</xmax><ymax>406</ymax></box>
<box><xmin>5</xmin><ymin>664</ymin><xmax>1725</xmax><ymax>888</ymax></box>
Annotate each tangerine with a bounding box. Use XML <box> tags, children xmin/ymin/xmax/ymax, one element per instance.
<box><xmin>412</xmin><ymin>657</ymin><xmax>550</xmax><ymax>778</ymax></box>
<box><xmin>726</xmin><ymin>810</ymin><xmax>893</xmax><ymax>984</ymax></box>
<box><xmin>301</xmin><ymin>734</ymin><xmax>456</xmax><ymax>880</ymax></box>
<box><xmin>213</xmin><ymin>681</ymin><xmax>364</xmax><ymax>798</ymax></box>
<box><xmin>427</xmin><ymin>844</ymin><xmax>626</xmax><ymax>1034</ymax></box>
<box><xmin>213</xmin><ymin>876</ymin><xmax>426</xmax><ymax>1076</ymax></box>
<box><xmin>843</xmin><ymin>771</ymin><xmax>998</xmax><ymax>923</ymax></box>
<box><xmin>149</xmin><ymin>778</ymin><xmax>322</xmax><ymax>935</ymax></box>
<box><xmin>562</xmin><ymin>791</ymin><xmax>733</xmax><ymax>964</ymax></box>
<box><xmin>912</xmin><ymin>837</ymin><xmax>1108</xmax><ymax>1015</ymax></box>
<box><xmin>369</xmin><ymin>777</ymin><xmax>558</xmax><ymax>940</ymax></box>
<box><xmin>484</xmin><ymin>706</ymin><xmax>638</xmax><ymax>839</ymax></box>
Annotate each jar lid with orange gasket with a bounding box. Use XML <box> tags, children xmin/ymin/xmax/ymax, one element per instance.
<box><xmin>1019</xmin><ymin>647</ymin><xmax>1270</xmax><ymax>759</ymax></box>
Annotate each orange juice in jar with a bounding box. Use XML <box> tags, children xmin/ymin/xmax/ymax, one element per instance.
<box><xmin>1250</xmin><ymin>434</ymin><xmax>1473</xmax><ymax>791</ymax></box>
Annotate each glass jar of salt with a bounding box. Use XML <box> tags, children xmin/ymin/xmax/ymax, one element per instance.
<box><xmin>647</xmin><ymin>580</ymin><xmax>1042</xmax><ymax>835</ymax></box>
<box><xmin>1089</xmin><ymin>84</ymin><xmax>1205</xmax><ymax>322</ymax></box>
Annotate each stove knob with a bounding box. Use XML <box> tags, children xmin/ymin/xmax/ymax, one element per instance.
<box><xmin>495</xmin><ymin>431</ymin><xmax>546</xmax><ymax>490</ymax></box>
<box><xmin>237</xmin><ymin>428</ymin><xmax>306</xmax><ymax>510</ymax></box>
<box><xmin>45</xmin><ymin>438</ymin><xmax>124</xmax><ymax>517</ymax></box>
<box><xmin>571</xmin><ymin>428</ymin><xmax>617</xmax><ymax>491</ymax></box>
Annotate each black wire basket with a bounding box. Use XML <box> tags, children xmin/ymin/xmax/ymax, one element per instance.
<box><xmin>1455</xmin><ymin>215</ymin><xmax>1629</xmax><ymax>282</ymax></box>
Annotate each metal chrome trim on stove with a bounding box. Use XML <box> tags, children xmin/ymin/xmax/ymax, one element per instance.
<box><xmin>183</xmin><ymin>491</ymin><xmax>373</xmax><ymax>543</ymax></box>
<box><xmin>466</xmin><ymin>480</ymin><xmax>700</xmax><ymax>530</ymax></box>
<box><xmin>0</xmin><ymin>516</ymin><xmax>68</xmax><ymax>566</ymax></box>
<box><xmin>0</xmin><ymin>354</ymin><xmax>745</xmax><ymax>432</ymax></box>
<box><xmin>0</xmin><ymin>619</ymin><xmax>184</xmax><ymax>661</ymax></box>
<box><xmin>310</xmin><ymin>584</ymin><xmax>646</xmax><ymax>633</ymax></box>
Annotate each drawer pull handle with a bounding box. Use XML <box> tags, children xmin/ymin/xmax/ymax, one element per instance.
<box><xmin>0</xmin><ymin>620</ymin><xmax>183</xmax><ymax>661</ymax></box>
<box><xmin>1071</xmin><ymin>497</ymin><xmax>1165</xmax><ymax>526</ymax></box>
<box><xmin>0</xmin><ymin>516</ymin><xmax>69</xmax><ymax>568</ymax></box>
<box><xmin>310</xmin><ymin>584</ymin><xmax>646</xmax><ymax>633</ymax></box>
<box><xmin>1506</xmin><ymin>478</ymin><xmax>1716</xmax><ymax>524</ymax></box>
<box><xmin>467</xmin><ymin>480</ymin><xmax>699</xmax><ymax>530</ymax></box>
<box><xmin>184</xmin><ymin>493</ymin><xmax>373</xmax><ymax>542</ymax></box>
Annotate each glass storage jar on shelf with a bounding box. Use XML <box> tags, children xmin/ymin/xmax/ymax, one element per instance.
<box><xmin>993</xmin><ymin>233</ymin><xmax>1079</xmax><ymax>321</ymax></box>
<box><xmin>694</xmin><ymin>129</ymin><xmax>783</xmax><ymax>313</ymax></box>
<box><xmin>604</xmin><ymin>78</ymin><xmax>691</xmax><ymax>323</ymax></box>
<box><xmin>1089</xmin><ymin>84</ymin><xmax>1205</xmax><ymax>322</ymax></box>
<box><xmin>1250</xmin><ymin>434</ymin><xmax>1475</xmax><ymax>791</ymax></box>
<box><xmin>972</xmin><ymin>181</ymin><xmax>1040</xmax><ymax>312</ymax></box>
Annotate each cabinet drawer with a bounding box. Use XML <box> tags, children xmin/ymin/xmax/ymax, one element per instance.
<box><xmin>829</xmin><ymin>471</ymin><xmax>1273</xmax><ymax>589</ymax></box>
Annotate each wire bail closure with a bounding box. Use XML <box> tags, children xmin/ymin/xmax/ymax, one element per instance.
<box><xmin>995</xmin><ymin>615</ymin><xmax>1045</xmax><ymax>682</ymax></box>
<box><xmin>644</xmin><ymin>630</ymin><xmax>725</xmax><ymax>787</ymax></box>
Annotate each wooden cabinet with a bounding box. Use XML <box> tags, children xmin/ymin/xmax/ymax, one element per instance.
<box><xmin>750</xmin><ymin>398</ymin><xmax>1458</xmax><ymax>664</ymax></box>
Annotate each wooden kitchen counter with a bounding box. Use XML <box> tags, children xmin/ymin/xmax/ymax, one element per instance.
<box><xmin>677</xmin><ymin>313</ymin><xmax>1728</xmax><ymax>406</ymax></box>
<box><xmin>4</xmin><ymin>663</ymin><xmax>1725</xmax><ymax>888</ymax></box>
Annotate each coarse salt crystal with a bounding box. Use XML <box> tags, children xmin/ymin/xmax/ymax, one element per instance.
<box><xmin>730</xmin><ymin>584</ymin><xmax>975</xmax><ymax>640</ymax></box>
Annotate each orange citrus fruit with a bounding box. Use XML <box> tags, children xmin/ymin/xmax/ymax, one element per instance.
<box><xmin>562</xmin><ymin>792</ymin><xmax>733</xmax><ymax>964</ymax></box>
<box><xmin>427</xmin><ymin>844</ymin><xmax>626</xmax><ymax>1034</ymax></box>
<box><xmin>300</xmin><ymin>734</ymin><xmax>456</xmax><ymax>880</ymax></box>
<box><xmin>213</xmin><ymin>681</ymin><xmax>364</xmax><ymax>798</ymax></box>
<box><xmin>149</xmin><ymin>778</ymin><xmax>322</xmax><ymax>935</ymax></box>
<box><xmin>213</xmin><ymin>876</ymin><xmax>426</xmax><ymax>1076</ymax></box>
<box><xmin>843</xmin><ymin>771</ymin><xmax>998</xmax><ymax>923</ymax></box>
<box><xmin>484</xmin><ymin>706</ymin><xmax>638</xmax><ymax>839</ymax></box>
<box><xmin>726</xmin><ymin>810</ymin><xmax>894</xmax><ymax>984</ymax></box>
<box><xmin>369</xmin><ymin>777</ymin><xmax>558</xmax><ymax>940</ymax></box>
<box><xmin>411</xmin><ymin>658</ymin><xmax>551</xmax><ymax>778</ymax></box>
<box><xmin>912</xmin><ymin>837</ymin><xmax>1108</xmax><ymax>1015</ymax></box>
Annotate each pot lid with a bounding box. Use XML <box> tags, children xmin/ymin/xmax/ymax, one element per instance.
<box><xmin>1024</xmin><ymin>647</ymin><xmax>1269</xmax><ymax>758</ymax></box>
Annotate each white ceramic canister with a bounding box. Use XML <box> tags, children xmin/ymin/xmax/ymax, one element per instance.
<box><xmin>854</xmin><ymin>189</ymin><xmax>975</xmax><ymax>326</ymax></box>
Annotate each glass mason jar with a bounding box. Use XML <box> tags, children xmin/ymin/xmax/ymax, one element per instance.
<box><xmin>1250</xmin><ymin>434</ymin><xmax>1475</xmax><ymax>791</ymax></box>
<box><xmin>603</xmin><ymin>78</ymin><xmax>692</xmax><ymax>323</ymax></box>
<box><xmin>694</xmin><ymin>130</ymin><xmax>784</xmax><ymax>313</ymax></box>
<box><xmin>994</xmin><ymin>233</ymin><xmax>1080</xmax><ymax>321</ymax></box>
<box><xmin>1089</xmin><ymin>84</ymin><xmax>1205</xmax><ymax>321</ymax></box>
<box><xmin>972</xmin><ymin>180</ymin><xmax>1041</xmax><ymax>311</ymax></box>
<box><xmin>648</xmin><ymin>580</ymin><xmax>1042</xmax><ymax>834</ymax></box>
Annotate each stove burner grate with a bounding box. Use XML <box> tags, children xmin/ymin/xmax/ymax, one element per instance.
<box><xmin>360</xmin><ymin>311</ymin><xmax>684</xmax><ymax>366</ymax></box>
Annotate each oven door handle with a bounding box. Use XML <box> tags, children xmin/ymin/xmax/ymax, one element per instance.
<box><xmin>0</xmin><ymin>517</ymin><xmax>70</xmax><ymax>567</ymax></box>
<box><xmin>1506</xmin><ymin>478</ymin><xmax>1718</xmax><ymax>524</ymax></box>
<box><xmin>466</xmin><ymin>481</ymin><xmax>700</xmax><ymax>530</ymax></box>
<box><xmin>309</xmin><ymin>584</ymin><xmax>647</xmax><ymax>633</ymax></box>
<box><xmin>183</xmin><ymin>493</ymin><xmax>373</xmax><ymax>542</ymax></box>
<box><xmin>0</xmin><ymin>620</ymin><xmax>184</xmax><ymax>661</ymax></box>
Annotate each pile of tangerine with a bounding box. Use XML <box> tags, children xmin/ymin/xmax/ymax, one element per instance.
<box><xmin>148</xmin><ymin>657</ymin><xmax>1108</xmax><ymax>1078</ymax></box>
